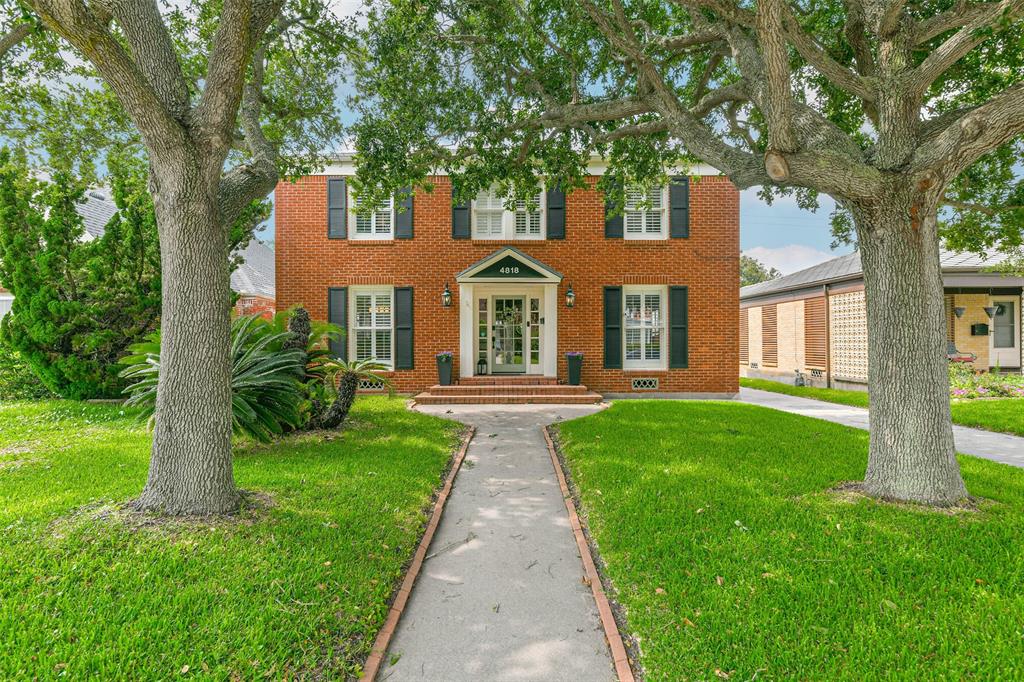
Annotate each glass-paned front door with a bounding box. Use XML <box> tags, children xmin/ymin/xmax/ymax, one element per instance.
<box><xmin>992</xmin><ymin>299</ymin><xmax>1020</xmax><ymax>367</ymax></box>
<box><xmin>492</xmin><ymin>297</ymin><xmax>526</xmax><ymax>373</ymax></box>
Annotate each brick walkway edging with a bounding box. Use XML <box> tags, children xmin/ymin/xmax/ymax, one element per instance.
<box><xmin>542</xmin><ymin>426</ymin><xmax>636</xmax><ymax>682</ymax></box>
<box><xmin>361</xmin><ymin>426</ymin><xmax>476</xmax><ymax>681</ymax></box>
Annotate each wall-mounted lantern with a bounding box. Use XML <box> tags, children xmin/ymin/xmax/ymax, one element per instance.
<box><xmin>954</xmin><ymin>306</ymin><xmax>966</xmax><ymax>319</ymax></box>
<box><xmin>441</xmin><ymin>282</ymin><xmax>453</xmax><ymax>308</ymax></box>
<box><xmin>983</xmin><ymin>305</ymin><xmax>997</xmax><ymax>319</ymax></box>
<box><xmin>565</xmin><ymin>283</ymin><xmax>575</xmax><ymax>309</ymax></box>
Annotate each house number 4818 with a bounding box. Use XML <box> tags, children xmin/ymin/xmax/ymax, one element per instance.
<box><xmin>499</xmin><ymin>266</ymin><xmax>520</xmax><ymax>274</ymax></box>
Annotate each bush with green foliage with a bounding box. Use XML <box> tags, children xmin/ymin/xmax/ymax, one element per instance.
<box><xmin>0</xmin><ymin>151</ymin><xmax>161</xmax><ymax>399</ymax></box>
<box><xmin>949</xmin><ymin>360</ymin><xmax>1024</xmax><ymax>399</ymax></box>
<box><xmin>120</xmin><ymin>315</ymin><xmax>307</xmax><ymax>442</ymax></box>
<box><xmin>0</xmin><ymin>341</ymin><xmax>53</xmax><ymax>401</ymax></box>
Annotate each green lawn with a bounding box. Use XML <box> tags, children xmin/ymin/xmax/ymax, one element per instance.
<box><xmin>741</xmin><ymin>377</ymin><xmax>1024</xmax><ymax>437</ymax></box>
<box><xmin>557</xmin><ymin>401</ymin><xmax>1024</xmax><ymax>680</ymax></box>
<box><xmin>0</xmin><ymin>398</ymin><xmax>460</xmax><ymax>679</ymax></box>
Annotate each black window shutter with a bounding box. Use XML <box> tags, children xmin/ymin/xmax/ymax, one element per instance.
<box><xmin>327</xmin><ymin>178</ymin><xmax>347</xmax><ymax>239</ymax></box>
<box><xmin>452</xmin><ymin>184</ymin><xmax>471</xmax><ymax>239</ymax></box>
<box><xmin>395</xmin><ymin>186</ymin><xmax>414</xmax><ymax>239</ymax></box>
<box><xmin>603</xmin><ymin>286</ymin><xmax>623</xmax><ymax>369</ymax></box>
<box><xmin>669</xmin><ymin>286</ymin><xmax>689</xmax><ymax>368</ymax></box>
<box><xmin>394</xmin><ymin>287</ymin><xmax>414</xmax><ymax>370</ymax></box>
<box><xmin>669</xmin><ymin>176</ymin><xmax>690</xmax><ymax>238</ymax></box>
<box><xmin>327</xmin><ymin>287</ymin><xmax>348</xmax><ymax>360</ymax></box>
<box><xmin>546</xmin><ymin>187</ymin><xmax>566</xmax><ymax>239</ymax></box>
<box><xmin>604</xmin><ymin>184</ymin><xmax>623</xmax><ymax>238</ymax></box>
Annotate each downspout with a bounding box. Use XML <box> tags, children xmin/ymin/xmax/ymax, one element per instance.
<box><xmin>824</xmin><ymin>283</ymin><xmax>832</xmax><ymax>389</ymax></box>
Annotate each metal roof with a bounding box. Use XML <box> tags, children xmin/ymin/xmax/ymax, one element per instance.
<box><xmin>740</xmin><ymin>249</ymin><xmax>1017</xmax><ymax>300</ymax></box>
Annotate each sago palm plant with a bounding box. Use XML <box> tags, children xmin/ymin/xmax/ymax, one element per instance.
<box><xmin>310</xmin><ymin>358</ymin><xmax>392</xmax><ymax>429</ymax></box>
<box><xmin>120</xmin><ymin>315</ymin><xmax>306</xmax><ymax>442</ymax></box>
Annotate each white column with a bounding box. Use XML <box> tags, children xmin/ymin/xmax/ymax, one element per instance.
<box><xmin>544</xmin><ymin>284</ymin><xmax>558</xmax><ymax>377</ymax></box>
<box><xmin>459</xmin><ymin>283</ymin><xmax>475</xmax><ymax>378</ymax></box>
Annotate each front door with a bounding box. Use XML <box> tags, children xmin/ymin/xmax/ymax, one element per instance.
<box><xmin>492</xmin><ymin>296</ymin><xmax>526</xmax><ymax>373</ymax></box>
<box><xmin>991</xmin><ymin>298</ymin><xmax>1021</xmax><ymax>368</ymax></box>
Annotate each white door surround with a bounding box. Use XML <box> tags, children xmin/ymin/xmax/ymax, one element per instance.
<box><xmin>456</xmin><ymin>248</ymin><xmax>562</xmax><ymax>379</ymax></box>
<box><xmin>990</xmin><ymin>295</ymin><xmax>1021</xmax><ymax>368</ymax></box>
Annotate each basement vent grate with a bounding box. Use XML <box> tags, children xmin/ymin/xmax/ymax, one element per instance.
<box><xmin>810</xmin><ymin>369</ymin><xmax>824</xmax><ymax>378</ymax></box>
<box><xmin>358</xmin><ymin>379</ymin><xmax>386</xmax><ymax>391</ymax></box>
<box><xmin>631</xmin><ymin>377</ymin><xmax>660</xmax><ymax>391</ymax></box>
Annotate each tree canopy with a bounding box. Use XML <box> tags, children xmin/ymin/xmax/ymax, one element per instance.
<box><xmin>740</xmin><ymin>254</ymin><xmax>782</xmax><ymax>287</ymax></box>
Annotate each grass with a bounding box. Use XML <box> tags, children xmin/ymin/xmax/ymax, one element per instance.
<box><xmin>0</xmin><ymin>397</ymin><xmax>461</xmax><ymax>679</ymax></box>
<box><xmin>741</xmin><ymin>377</ymin><xmax>1024</xmax><ymax>437</ymax></box>
<box><xmin>557</xmin><ymin>401</ymin><xmax>1024</xmax><ymax>680</ymax></box>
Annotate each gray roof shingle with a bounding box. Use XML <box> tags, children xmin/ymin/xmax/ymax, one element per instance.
<box><xmin>76</xmin><ymin>189</ymin><xmax>118</xmax><ymax>239</ymax></box>
<box><xmin>740</xmin><ymin>249</ymin><xmax>1016</xmax><ymax>300</ymax></box>
<box><xmin>230</xmin><ymin>239</ymin><xmax>275</xmax><ymax>298</ymax></box>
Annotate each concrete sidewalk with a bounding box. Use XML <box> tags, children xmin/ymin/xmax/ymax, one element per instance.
<box><xmin>381</xmin><ymin>404</ymin><xmax>615</xmax><ymax>682</ymax></box>
<box><xmin>739</xmin><ymin>387</ymin><xmax>1024</xmax><ymax>469</ymax></box>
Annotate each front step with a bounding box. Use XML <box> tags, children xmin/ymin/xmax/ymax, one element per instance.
<box><xmin>427</xmin><ymin>383</ymin><xmax>593</xmax><ymax>395</ymax></box>
<box><xmin>413</xmin><ymin>392</ymin><xmax>603</xmax><ymax>405</ymax></box>
<box><xmin>458</xmin><ymin>376</ymin><xmax>559</xmax><ymax>386</ymax></box>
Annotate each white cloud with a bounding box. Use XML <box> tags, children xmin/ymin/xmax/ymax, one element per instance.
<box><xmin>744</xmin><ymin>245</ymin><xmax>838</xmax><ymax>275</ymax></box>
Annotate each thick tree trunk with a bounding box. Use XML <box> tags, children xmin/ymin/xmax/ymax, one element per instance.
<box><xmin>852</xmin><ymin>189</ymin><xmax>968</xmax><ymax>505</ymax></box>
<box><xmin>134</xmin><ymin>159</ymin><xmax>238</xmax><ymax>515</ymax></box>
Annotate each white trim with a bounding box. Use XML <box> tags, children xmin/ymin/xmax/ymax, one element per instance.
<box><xmin>455</xmin><ymin>247</ymin><xmax>562</xmax><ymax>284</ymax></box>
<box><xmin>622</xmin><ymin>285</ymin><xmax>668</xmax><ymax>370</ymax></box>
<box><xmin>0</xmin><ymin>293</ymin><xmax>13</xmax><ymax>320</ymax></box>
<box><xmin>459</xmin><ymin>283</ymin><xmax>475</xmax><ymax>378</ymax></box>
<box><xmin>349</xmin><ymin>286</ymin><xmax>395</xmax><ymax>369</ymax></box>
<box><xmin>347</xmin><ymin>185</ymin><xmax>395</xmax><ymax>240</ymax></box>
<box><xmin>318</xmin><ymin>154</ymin><xmax>720</xmax><ymax>178</ymax></box>
<box><xmin>990</xmin><ymin>295</ymin><xmax>1021</xmax><ymax>368</ymax></box>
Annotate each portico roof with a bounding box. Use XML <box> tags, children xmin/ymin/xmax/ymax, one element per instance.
<box><xmin>456</xmin><ymin>247</ymin><xmax>563</xmax><ymax>284</ymax></box>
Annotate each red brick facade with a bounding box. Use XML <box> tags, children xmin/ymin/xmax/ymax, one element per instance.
<box><xmin>275</xmin><ymin>174</ymin><xmax>739</xmax><ymax>395</ymax></box>
<box><xmin>234</xmin><ymin>295</ymin><xmax>276</xmax><ymax>320</ymax></box>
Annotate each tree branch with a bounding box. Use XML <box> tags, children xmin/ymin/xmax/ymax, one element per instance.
<box><xmin>779</xmin><ymin>3</ymin><xmax>875</xmax><ymax>101</ymax></box>
<box><xmin>910</xmin><ymin>0</ymin><xmax>1024</xmax><ymax>94</ymax></box>
<box><xmin>0</xmin><ymin>22</ymin><xmax>32</xmax><ymax>62</ymax></box>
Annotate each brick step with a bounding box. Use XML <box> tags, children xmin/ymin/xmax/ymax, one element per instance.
<box><xmin>413</xmin><ymin>392</ymin><xmax>603</xmax><ymax>405</ymax></box>
<box><xmin>457</xmin><ymin>376</ymin><xmax>559</xmax><ymax>386</ymax></box>
<box><xmin>428</xmin><ymin>383</ymin><xmax>592</xmax><ymax>395</ymax></box>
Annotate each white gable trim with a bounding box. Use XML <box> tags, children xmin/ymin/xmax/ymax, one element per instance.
<box><xmin>455</xmin><ymin>247</ymin><xmax>563</xmax><ymax>284</ymax></box>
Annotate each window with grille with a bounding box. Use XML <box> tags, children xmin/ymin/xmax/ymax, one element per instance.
<box><xmin>350</xmin><ymin>190</ymin><xmax>394</xmax><ymax>239</ymax></box>
<box><xmin>624</xmin><ymin>185</ymin><xmax>666</xmax><ymax>239</ymax></box>
<box><xmin>473</xmin><ymin>187</ymin><xmax>544</xmax><ymax>239</ymax></box>
<box><xmin>623</xmin><ymin>287</ymin><xmax>666</xmax><ymax>369</ymax></box>
<box><xmin>352</xmin><ymin>289</ymin><xmax>393</xmax><ymax>368</ymax></box>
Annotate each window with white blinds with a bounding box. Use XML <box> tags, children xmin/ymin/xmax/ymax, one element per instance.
<box><xmin>352</xmin><ymin>289</ymin><xmax>393</xmax><ymax>367</ymax></box>
<box><xmin>472</xmin><ymin>187</ymin><xmax>544</xmax><ymax>239</ymax></box>
<box><xmin>350</xmin><ymin>190</ymin><xmax>394</xmax><ymax>239</ymax></box>
<box><xmin>624</xmin><ymin>185</ymin><xmax>666</xmax><ymax>239</ymax></box>
<box><xmin>623</xmin><ymin>287</ymin><xmax>666</xmax><ymax>369</ymax></box>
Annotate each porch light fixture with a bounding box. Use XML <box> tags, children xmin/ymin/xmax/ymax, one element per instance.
<box><xmin>954</xmin><ymin>306</ymin><xmax>966</xmax><ymax>319</ymax></box>
<box><xmin>441</xmin><ymin>282</ymin><xmax>453</xmax><ymax>308</ymax></box>
<box><xmin>565</xmin><ymin>283</ymin><xmax>575</xmax><ymax>309</ymax></box>
<box><xmin>983</xmin><ymin>305</ymin><xmax>997</xmax><ymax>319</ymax></box>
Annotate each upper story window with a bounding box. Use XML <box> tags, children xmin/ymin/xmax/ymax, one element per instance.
<box><xmin>350</xmin><ymin>188</ymin><xmax>394</xmax><ymax>240</ymax></box>
<box><xmin>624</xmin><ymin>185</ymin><xmax>666</xmax><ymax>239</ymax></box>
<box><xmin>623</xmin><ymin>286</ymin><xmax>666</xmax><ymax>369</ymax></box>
<box><xmin>352</xmin><ymin>288</ymin><xmax>394</xmax><ymax>368</ymax></box>
<box><xmin>472</xmin><ymin>188</ymin><xmax>544</xmax><ymax>240</ymax></box>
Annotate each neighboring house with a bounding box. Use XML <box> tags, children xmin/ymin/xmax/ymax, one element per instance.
<box><xmin>231</xmin><ymin>239</ymin><xmax>276</xmax><ymax>318</ymax></box>
<box><xmin>275</xmin><ymin>155</ymin><xmax>740</xmax><ymax>400</ymax></box>
<box><xmin>0</xmin><ymin>189</ymin><xmax>276</xmax><ymax>321</ymax></box>
<box><xmin>740</xmin><ymin>251</ymin><xmax>1024</xmax><ymax>390</ymax></box>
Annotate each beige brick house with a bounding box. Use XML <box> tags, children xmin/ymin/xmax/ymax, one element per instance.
<box><xmin>740</xmin><ymin>251</ymin><xmax>1023</xmax><ymax>390</ymax></box>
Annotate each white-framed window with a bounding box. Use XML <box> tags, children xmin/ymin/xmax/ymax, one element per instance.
<box><xmin>349</xmin><ymin>187</ymin><xmax>394</xmax><ymax>240</ymax></box>
<box><xmin>624</xmin><ymin>185</ymin><xmax>667</xmax><ymax>239</ymax></box>
<box><xmin>472</xmin><ymin>187</ymin><xmax>544</xmax><ymax>239</ymax></box>
<box><xmin>351</xmin><ymin>288</ymin><xmax>394</xmax><ymax>368</ymax></box>
<box><xmin>623</xmin><ymin>286</ymin><xmax>667</xmax><ymax>369</ymax></box>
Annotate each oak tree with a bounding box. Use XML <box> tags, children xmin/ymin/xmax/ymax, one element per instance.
<box><xmin>1</xmin><ymin>0</ymin><xmax>346</xmax><ymax>514</ymax></box>
<box><xmin>350</xmin><ymin>0</ymin><xmax>1024</xmax><ymax>505</ymax></box>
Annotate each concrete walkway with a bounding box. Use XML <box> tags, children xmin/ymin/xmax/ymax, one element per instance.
<box><xmin>739</xmin><ymin>387</ymin><xmax>1024</xmax><ymax>469</ymax></box>
<box><xmin>381</xmin><ymin>404</ymin><xmax>615</xmax><ymax>682</ymax></box>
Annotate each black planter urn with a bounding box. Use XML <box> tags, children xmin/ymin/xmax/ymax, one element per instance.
<box><xmin>436</xmin><ymin>354</ymin><xmax>453</xmax><ymax>386</ymax></box>
<box><xmin>566</xmin><ymin>353</ymin><xmax>583</xmax><ymax>386</ymax></box>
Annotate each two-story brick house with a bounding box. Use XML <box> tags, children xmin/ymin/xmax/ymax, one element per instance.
<box><xmin>275</xmin><ymin>156</ymin><xmax>739</xmax><ymax>402</ymax></box>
